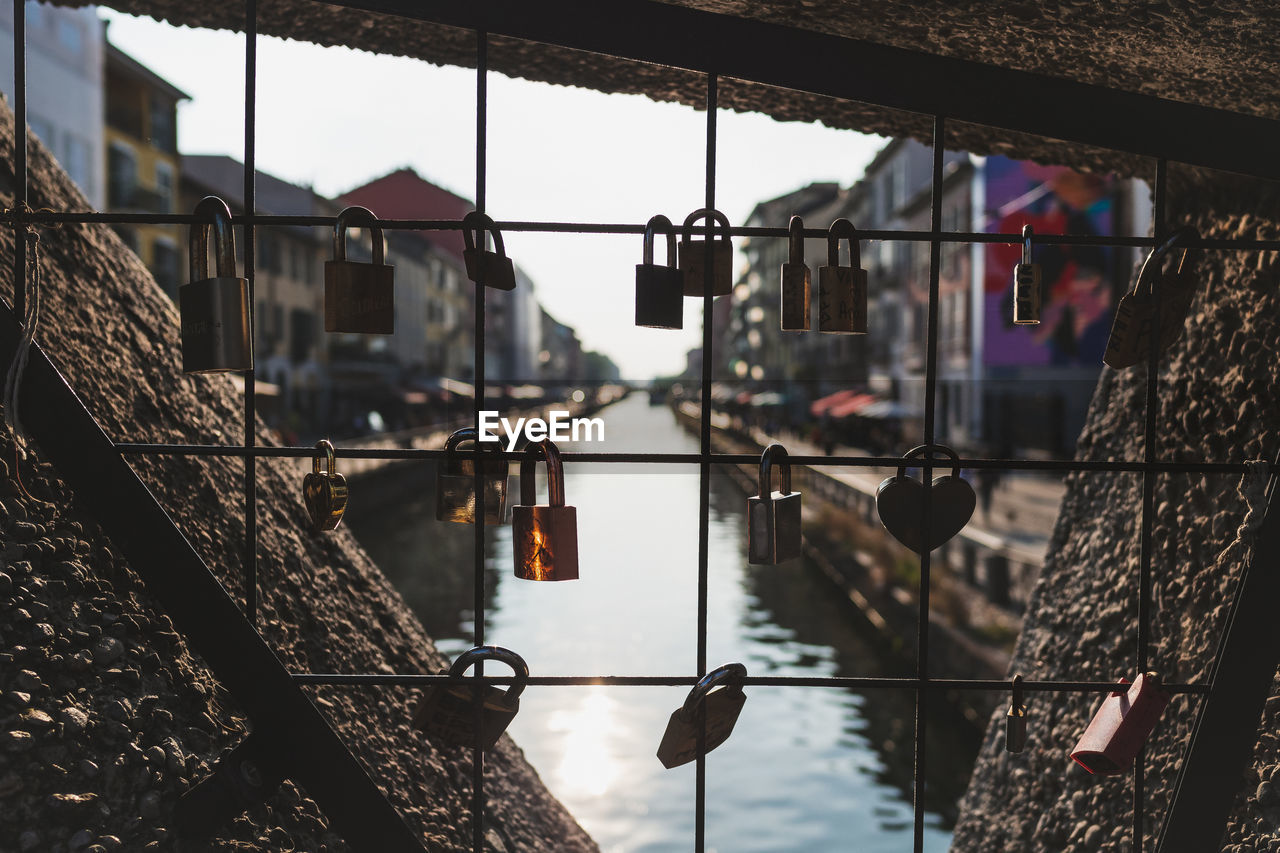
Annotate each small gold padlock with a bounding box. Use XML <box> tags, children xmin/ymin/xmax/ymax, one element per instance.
<box><xmin>435</xmin><ymin>427</ymin><xmax>508</xmax><ymax>525</ymax></box>
<box><xmin>1012</xmin><ymin>224</ymin><xmax>1041</xmax><ymax>325</ymax></box>
<box><xmin>412</xmin><ymin>646</ymin><xmax>528</xmax><ymax>752</ymax></box>
<box><xmin>462</xmin><ymin>211</ymin><xmax>517</xmax><ymax>291</ymax></box>
<box><xmin>180</xmin><ymin>196</ymin><xmax>253</xmax><ymax>374</ymax></box>
<box><xmin>657</xmin><ymin>663</ymin><xmax>748</xmax><ymax>769</ymax></box>
<box><xmin>1103</xmin><ymin>227</ymin><xmax>1200</xmax><ymax>369</ymax></box>
<box><xmin>302</xmin><ymin>439</ymin><xmax>348</xmax><ymax>533</ymax></box>
<box><xmin>678</xmin><ymin>208</ymin><xmax>733</xmax><ymax>298</ymax></box>
<box><xmin>511</xmin><ymin>439</ymin><xmax>578</xmax><ymax>581</ymax></box>
<box><xmin>780</xmin><ymin>215</ymin><xmax>810</xmax><ymax>331</ymax></box>
<box><xmin>818</xmin><ymin>218</ymin><xmax>868</xmax><ymax>334</ymax></box>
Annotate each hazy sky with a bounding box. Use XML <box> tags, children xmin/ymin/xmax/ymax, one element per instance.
<box><xmin>100</xmin><ymin>9</ymin><xmax>886</xmax><ymax>379</ymax></box>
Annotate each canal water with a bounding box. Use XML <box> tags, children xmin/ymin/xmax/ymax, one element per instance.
<box><xmin>348</xmin><ymin>394</ymin><xmax>978</xmax><ymax>852</ymax></box>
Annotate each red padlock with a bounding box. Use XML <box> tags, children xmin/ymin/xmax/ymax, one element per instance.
<box><xmin>1070</xmin><ymin>672</ymin><xmax>1171</xmax><ymax>775</ymax></box>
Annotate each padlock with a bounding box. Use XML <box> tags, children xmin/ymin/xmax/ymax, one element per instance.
<box><xmin>180</xmin><ymin>195</ymin><xmax>253</xmax><ymax>374</ymax></box>
<box><xmin>747</xmin><ymin>443</ymin><xmax>802</xmax><ymax>565</ymax></box>
<box><xmin>175</xmin><ymin>733</ymin><xmax>282</xmax><ymax>838</ymax></box>
<box><xmin>1005</xmin><ymin>674</ymin><xmax>1027</xmax><ymax>753</ymax></box>
<box><xmin>1070</xmin><ymin>672</ymin><xmax>1171</xmax><ymax>775</ymax></box>
<box><xmin>1103</xmin><ymin>227</ymin><xmax>1200</xmax><ymax>369</ymax></box>
<box><xmin>635</xmin><ymin>214</ymin><xmax>684</xmax><ymax>329</ymax></box>
<box><xmin>818</xmin><ymin>218</ymin><xmax>868</xmax><ymax>334</ymax></box>
<box><xmin>678</xmin><ymin>207</ymin><xmax>733</xmax><ymax>298</ymax></box>
<box><xmin>302</xmin><ymin>439</ymin><xmax>348</xmax><ymax>533</ymax></box>
<box><xmin>511</xmin><ymin>438</ymin><xmax>579</xmax><ymax>581</ymax></box>
<box><xmin>876</xmin><ymin>444</ymin><xmax>976</xmax><ymax>553</ymax></box>
<box><xmin>324</xmin><ymin>205</ymin><xmax>394</xmax><ymax>334</ymax></box>
<box><xmin>435</xmin><ymin>427</ymin><xmax>508</xmax><ymax>525</ymax></box>
<box><xmin>462</xmin><ymin>211</ymin><xmax>517</xmax><ymax>291</ymax></box>
<box><xmin>1012</xmin><ymin>224</ymin><xmax>1041</xmax><ymax>325</ymax></box>
<box><xmin>412</xmin><ymin>645</ymin><xmax>528</xmax><ymax>752</ymax></box>
<box><xmin>780</xmin><ymin>215</ymin><xmax>811</xmax><ymax>331</ymax></box>
<box><xmin>657</xmin><ymin>663</ymin><xmax>748</xmax><ymax>769</ymax></box>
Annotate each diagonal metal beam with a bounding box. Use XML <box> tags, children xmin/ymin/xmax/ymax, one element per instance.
<box><xmin>321</xmin><ymin>0</ymin><xmax>1280</xmax><ymax>181</ymax></box>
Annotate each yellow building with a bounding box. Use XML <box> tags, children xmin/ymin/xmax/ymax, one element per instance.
<box><xmin>104</xmin><ymin>41</ymin><xmax>188</xmax><ymax>297</ymax></box>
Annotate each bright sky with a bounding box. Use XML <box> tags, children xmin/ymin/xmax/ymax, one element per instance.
<box><xmin>100</xmin><ymin>9</ymin><xmax>886</xmax><ymax>380</ymax></box>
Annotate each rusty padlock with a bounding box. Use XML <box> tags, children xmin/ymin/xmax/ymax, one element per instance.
<box><xmin>435</xmin><ymin>427</ymin><xmax>508</xmax><ymax>525</ymax></box>
<box><xmin>1103</xmin><ymin>227</ymin><xmax>1200</xmax><ymax>369</ymax></box>
<box><xmin>1006</xmin><ymin>674</ymin><xmax>1028</xmax><ymax>753</ymax></box>
<box><xmin>678</xmin><ymin>207</ymin><xmax>733</xmax><ymax>298</ymax></box>
<box><xmin>1070</xmin><ymin>672</ymin><xmax>1170</xmax><ymax>775</ymax></box>
<box><xmin>635</xmin><ymin>214</ymin><xmax>684</xmax><ymax>330</ymax></box>
<box><xmin>780</xmin><ymin>215</ymin><xmax>811</xmax><ymax>331</ymax></box>
<box><xmin>462</xmin><ymin>211</ymin><xmax>517</xmax><ymax>291</ymax></box>
<box><xmin>412</xmin><ymin>646</ymin><xmax>528</xmax><ymax>752</ymax></box>
<box><xmin>302</xmin><ymin>439</ymin><xmax>348</xmax><ymax>533</ymax></box>
<box><xmin>1012</xmin><ymin>224</ymin><xmax>1041</xmax><ymax>325</ymax></box>
<box><xmin>511</xmin><ymin>438</ymin><xmax>579</xmax><ymax>581</ymax></box>
<box><xmin>324</xmin><ymin>206</ymin><xmax>394</xmax><ymax>334</ymax></box>
<box><xmin>747</xmin><ymin>443</ymin><xmax>802</xmax><ymax>565</ymax></box>
<box><xmin>818</xmin><ymin>218</ymin><xmax>868</xmax><ymax>334</ymax></box>
<box><xmin>180</xmin><ymin>196</ymin><xmax>253</xmax><ymax>373</ymax></box>
<box><xmin>657</xmin><ymin>663</ymin><xmax>748</xmax><ymax>769</ymax></box>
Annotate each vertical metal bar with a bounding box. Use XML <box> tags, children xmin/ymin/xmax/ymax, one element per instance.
<box><xmin>243</xmin><ymin>0</ymin><xmax>258</xmax><ymax>627</ymax></box>
<box><xmin>471</xmin><ymin>29</ymin><xmax>488</xmax><ymax>853</ymax></box>
<box><xmin>12</xmin><ymin>0</ymin><xmax>25</xmax><ymax>319</ymax></box>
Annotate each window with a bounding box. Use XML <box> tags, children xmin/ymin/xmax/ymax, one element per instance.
<box><xmin>290</xmin><ymin>309</ymin><xmax>315</xmax><ymax>363</ymax></box>
<box><xmin>55</xmin><ymin>16</ymin><xmax>82</xmax><ymax>54</ymax></box>
<box><xmin>63</xmin><ymin>134</ymin><xmax>92</xmax><ymax>200</ymax></box>
<box><xmin>149</xmin><ymin>95</ymin><xmax>177</xmax><ymax>153</ymax></box>
<box><xmin>153</xmin><ymin>161</ymin><xmax>174</xmax><ymax>214</ymax></box>
<box><xmin>107</xmin><ymin>143</ymin><xmax>137</xmax><ymax>210</ymax></box>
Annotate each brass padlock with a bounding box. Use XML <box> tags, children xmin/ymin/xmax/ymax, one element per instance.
<box><xmin>462</xmin><ymin>211</ymin><xmax>517</xmax><ymax>291</ymax></box>
<box><xmin>780</xmin><ymin>215</ymin><xmax>810</xmax><ymax>331</ymax></box>
<box><xmin>511</xmin><ymin>439</ymin><xmax>579</xmax><ymax>581</ymax></box>
<box><xmin>412</xmin><ymin>645</ymin><xmax>528</xmax><ymax>752</ymax></box>
<box><xmin>1103</xmin><ymin>227</ymin><xmax>1200</xmax><ymax>369</ymax></box>
<box><xmin>1070</xmin><ymin>672</ymin><xmax>1170</xmax><ymax>775</ymax></box>
<box><xmin>302</xmin><ymin>439</ymin><xmax>348</xmax><ymax>533</ymax></box>
<box><xmin>1005</xmin><ymin>674</ymin><xmax>1027</xmax><ymax>753</ymax></box>
<box><xmin>635</xmin><ymin>214</ymin><xmax>684</xmax><ymax>330</ymax></box>
<box><xmin>678</xmin><ymin>207</ymin><xmax>733</xmax><ymax>298</ymax></box>
<box><xmin>435</xmin><ymin>427</ymin><xmax>508</xmax><ymax>525</ymax></box>
<box><xmin>657</xmin><ymin>663</ymin><xmax>748</xmax><ymax>769</ymax></box>
<box><xmin>747</xmin><ymin>443</ymin><xmax>802</xmax><ymax>565</ymax></box>
<box><xmin>324</xmin><ymin>206</ymin><xmax>394</xmax><ymax>334</ymax></box>
<box><xmin>818</xmin><ymin>218</ymin><xmax>868</xmax><ymax>334</ymax></box>
<box><xmin>180</xmin><ymin>196</ymin><xmax>253</xmax><ymax>374</ymax></box>
<box><xmin>1012</xmin><ymin>224</ymin><xmax>1041</xmax><ymax>325</ymax></box>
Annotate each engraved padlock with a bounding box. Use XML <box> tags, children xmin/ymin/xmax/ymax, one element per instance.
<box><xmin>657</xmin><ymin>663</ymin><xmax>748</xmax><ymax>769</ymax></box>
<box><xmin>302</xmin><ymin>439</ymin><xmax>348</xmax><ymax>533</ymax></box>
<box><xmin>1012</xmin><ymin>224</ymin><xmax>1041</xmax><ymax>325</ymax></box>
<box><xmin>435</xmin><ymin>427</ymin><xmax>508</xmax><ymax>525</ymax></box>
<box><xmin>747</xmin><ymin>443</ymin><xmax>802</xmax><ymax>565</ymax></box>
<box><xmin>780</xmin><ymin>215</ymin><xmax>811</xmax><ymax>331</ymax></box>
<box><xmin>1070</xmin><ymin>672</ymin><xmax>1171</xmax><ymax>775</ymax></box>
<box><xmin>1005</xmin><ymin>674</ymin><xmax>1027</xmax><ymax>753</ymax></box>
<box><xmin>678</xmin><ymin>207</ymin><xmax>733</xmax><ymax>298</ymax></box>
<box><xmin>818</xmin><ymin>218</ymin><xmax>868</xmax><ymax>334</ymax></box>
<box><xmin>180</xmin><ymin>196</ymin><xmax>253</xmax><ymax>373</ymax></box>
<box><xmin>635</xmin><ymin>214</ymin><xmax>684</xmax><ymax>330</ymax></box>
<box><xmin>324</xmin><ymin>206</ymin><xmax>394</xmax><ymax>334</ymax></box>
<box><xmin>412</xmin><ymin>645</ymin><xmax>528</xmax><ymax>752</ymax></box>
<box><xmin>462</xmin><ymin>211</ymin><xmax>517</xmax><ymax>291</ymax></box>
<box><xmin>1103</xmin><ymin>227</ymin><xmax>1200</xmax><ymax>369</ymax></box>
<box><xmin>511</xmin><ymin>438</ymin><xmax>579</xmax><ymax>581</ymax></box>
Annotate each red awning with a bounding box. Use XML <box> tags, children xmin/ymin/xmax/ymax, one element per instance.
<box><xmin>829</xmin><ymin>393</ymin><xmax>878</xmax><ymax>419</ymax></box>
<box><xmin>809</xmin><ymin>389</ymin><xmax>858</xmax><ymax>417</ymax></box>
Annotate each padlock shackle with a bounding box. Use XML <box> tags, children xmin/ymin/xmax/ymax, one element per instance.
<box><xmin>1021</xmin><ymin>224</ymin><xmax>1034</xmax><ymax>266</ymax></box>
<box><xmin>1134</xmin><ymin>226</ymin><xmax>1198</xmax><ymax>297</ymax></box>
<box><xmin>825</xmin><ymin>218</ymin><xmax>861</xmax><ymax>270</ymax></box>
<box><xmin>312</xmin><ymin>439</ymin><xmax>336</xmax><ymax>477</ymax></box>
<box><xmin>520</xmin><ymin>438</ymin><xmax>566</xmax><ymax>507</ymax></box>
<box><xmin>462</xmin><ymin>210</ymin><xmax>507</xmax><ymax>258</ymax></box>
<box><xmin>444</xmin><ymin>426</ymin><xmax>504</xmax><ymax>456</ymax></box>
<box><xmin>1011</xmin><ymin>673</ymin><xmax>1024</xmax><ymax>710</ymax></box>
<box><xmin>787</xmin><ymin>215</ymin><xmax>805</xmax><ymax>265</ymax></box>
<box><xmin>447</xmin><ymin>645</ymin><xmax>530</xmax><ymax>702</ymax></box>
<box><xmin>642</xmin><ymin>214</ymin><xmax>677</xmax><ymax>267</ymax></box>
<box><xmin>758</xmin><ymin>443</ymin><xmax>792</xmax><ymax>501</ymax></box>
<box><xmin>680</xmin><ymin>207</ymin><xmax>731</xmax><ymax>246</ymax></box>
<box><xmin>333</xmin><ymin>206</ymin><xmax>384</xmax><ymax>266</ymax></box>
<box><xmin>895</xmin><ymin>443</ymin><xmax>961</xmax><ymax>480</ymax></box>
<box><xmin>681</xmin><ymin>662</ymin><xmax>747</xmax><ymax>719</ymax></box>
<box><xmin>190</xmin><ymin>195</ymin><xmax>236</xmax><ymax>282</ymax></box>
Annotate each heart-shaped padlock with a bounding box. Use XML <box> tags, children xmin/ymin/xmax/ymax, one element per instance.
<box><xmin>303</xmin><ymin>439</ymin><xmax>348</xmax><ymax>533</ymax></box>
<box><xmin>876</xmin><ymin>444</ymin><xmax>975</xmax><ymax>553</ymax></box>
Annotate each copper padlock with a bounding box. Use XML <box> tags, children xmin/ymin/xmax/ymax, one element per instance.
<box><xmin>462</xmin><ymin>211</ymin><xmax>517</xmax><ymax>291</ymax></box>
<box><xmin>1103</xmin><ymin>227</ymin><xmax>1200</xmax><ymax>369</ymax></box>
<box><xmin>1070</xmin><ymin>672</ymin><xmax>1171</xmax><ymax>775</ymax></box>
<box><xmin>657</xmin><ymin>663</ymin><xmax>748</xmax><ymax>769</ymax></box>
<box><xmin>635</xmin><ymin>214</ymin><xmax>684</xmax><ymax>329</ymax></box>
<box><xmin>511</xmin><ymin>439</ymin><xmax>578</xmax><ymax>581</ymax></box>
<box><xmin>678</xmin><ymin>207</ymin><xmax>733</xmax><ymax>298</ymax></box>
<box><xmin>324</xmin><ymin>205</ymin><xmax>394</xmax><ymax>334</ymax></box>
<box><xmin>412</xmin><ymin>646</ymin><xmax>528</xmax><ymax>752</ymax></box>
<box><xmin>780</xmin><ymin>215</ymin><xmax>811</xmax><ymax>331</ymax></box>
<box><xmin>302</xmin><ymin>439</ymin><xmax>348</xmax><ymax>533</ymax></box>
<box><xmin>818</xmin><ymin>218</ymin><xmax>868</xmax><ymax>334</ymax></box>
<box><xmin>1006</xmin><ymin>674</ymin><xmax>1028</xmax><ymax>753</ymax></box>
<box><xmin>435</xmin><ymin>427</ymin><xmax>508</xmax><ymax>525</ymax></box>
<box><xmin>1012</xmin><ymin>224</ymin><xmax>1041</xmax><ymax>325</ymax></box>
<box><xmin>747</xmin><ymin>443</ymin><xmax>802</xmax><ymax>565</ymax></box>
<box><xmin>180</xmin><ymin>196</ymin><xmax>253</xmax><ymax>374</ymax></box>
